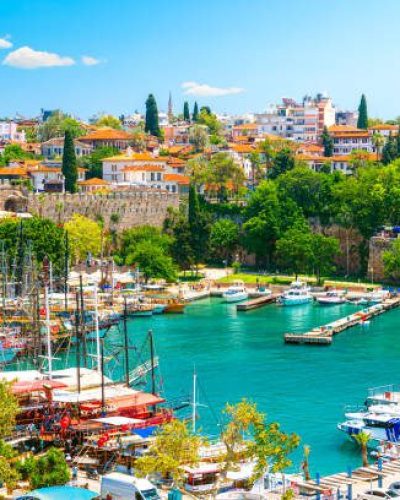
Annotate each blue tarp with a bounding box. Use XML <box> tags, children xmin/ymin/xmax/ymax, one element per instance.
<box><xmin>15</xmin><ymin>486</ymin><xmax>98</xmax><ymax>500</ymax></box>
<box><xmin>133</xmin><ymin>425</ymin><xmax>158</xmax><ymax>438</ymax></box>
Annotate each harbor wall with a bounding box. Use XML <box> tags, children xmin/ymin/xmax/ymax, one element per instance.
<box><xmin>25</xmin><ymin>190</ymin><xmax>179</xmax><ymax>229</ymax></box>
<box><xmin>367</xmin><ymin>236</ymin><xmax>393</xmax><ymax>282</ymax></box>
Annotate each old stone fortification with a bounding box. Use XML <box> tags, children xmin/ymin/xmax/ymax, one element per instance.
<box><xmin>367</xmin><ymin>236</ymin><xmax>393</xmax><ymax>282</ymax></box>
<box><xmin>23</xmin><ymin>190</ymin><xmax>179</xmax><ymax>229</ymax></box>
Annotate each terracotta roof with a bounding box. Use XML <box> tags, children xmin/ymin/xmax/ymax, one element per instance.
<box><xmin>29</xmin><ymin>166</ymin><xmax>61</xmax><ymax>173</ymax></box>
<box><xmin>78</xmin><ymin>177</ymin><xmax>110</xmax><ymax>186</ymax></box>
<box><xmin>329</xmin><ymin>125</ymin><xmax>360</xmax><ymax>133</ymax></box>
<box><xmin>233</xmin><ymin>123</ymin><xmax>258</xmax><ymax>130</ymax></box>
<box><xmin>164</xmin><ymin>173</ymin><xmax>190</xmax><ymax>185</ymax></box>
<box><xmin>229</xmin><ymin>144</ymin><xmax>256</xmax><ymax>154</ymax></box>
<box><xmin>0</xmin><ymin>167</ymin><xmax>28</xmax><ymax>177</ymax></box>
<box><xmin>123</xmin><ymin>165</ymin><xmax>164</xmax><ymax>172</ymax></box>
<box><xmin>103</xmin><ymin>152</ymin><xmax>165</xmax><ymax>162</ymax></box>
<box><xmin>167</xmin><ymin>157</ymin><xmax>186</xmax><ymax>166</ymax></box>
<box><xmin>369</xmin><ymin>124</ymin><xmax>398</xmax><ymax>131</ymax></box>
<box><xmin>79</xmin><ymin>127</ymin><xmax>132</xmax><ymax>141</ymax></box>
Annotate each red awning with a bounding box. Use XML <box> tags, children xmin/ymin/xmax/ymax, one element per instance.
<box><xmin>12</xmin><ymin>380</ymin><xmax>68</xmax><ymax>395</ymax></box>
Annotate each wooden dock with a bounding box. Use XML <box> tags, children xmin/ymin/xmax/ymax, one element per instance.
<box><xmin>236</xmin><ymin>294</ymin><xmax>279</xmax><ymax>311</ymax></box>
<box><xmin>284</xmin><ymin>297</ymin><xmax>400</xmax><ymax>345</ymax></box>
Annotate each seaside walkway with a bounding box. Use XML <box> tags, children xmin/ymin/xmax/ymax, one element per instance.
<box><xmin>284</xmin><ymin>297</ymin><xmax>400</xmax><ymax>346</ymax></box>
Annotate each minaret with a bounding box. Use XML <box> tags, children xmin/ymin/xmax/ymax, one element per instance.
<box><xmin>168</xmin><ymin>91</ymin><xmax>173</xmax><ymax>121</ymax></box>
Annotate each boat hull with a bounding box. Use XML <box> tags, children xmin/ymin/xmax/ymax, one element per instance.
<box><xmin>281</xmin><ymin>297</ymin><xmax>312</xmax><ymax>306</ymax></box>
<box><xmin>222</xmin><ymin>293</ymin><xmax>249</xmax><ymax>303</ymax></box>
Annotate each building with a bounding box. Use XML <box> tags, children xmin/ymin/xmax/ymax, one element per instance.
<box><xmin>79</xmin><ymin>127</ymin><xmax>133</xmax><ymax>150</ymax></box>
<box><xmin>164</xmin><ymin>173</ymin><xmax>190</xmax><ymax>194</ymax></box>
<box><xmin>369</xmin><ymin>124</ymin><xmax>398</xmax><ymax>138</ymax></box>
<box><xmin>335</xmin><ymin>110</ymin><xmax>358</xmax><ymax>127</ymax></box>
<box><xmin>78</xmin><ymin>177</ymin><xmax>111</xmax><ymax>192</ymax></box>
<box><xmin>0</xmin><ymin>121</ymin><xmax>26</xmax><ymax>142</ymax></box>
<box><xmin>329</xmin><ymin>125</ymin><xmax>372</xmax><ymax>155</ymax></box>
<box><xmin>254</xmin><ymin>94</ymin><xmax>335</xmax><ymax>143</ymax></box>
<box><xmin>41</xmin><ymin>137</ymin><xmax>93</xmax><ymax>159</ymax></box>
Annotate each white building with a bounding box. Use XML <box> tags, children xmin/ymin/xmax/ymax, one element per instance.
<box><xmin>329</xmin><ymin>125</ymin><xmax>372</xmax><ymax>155</ymax></box>
<box><xmin>0</xmin><ymin>121</ymin><xmax>26</xmax><ymax>142</ymax></box>
<box><xmin>41</xmin><ymin>137</ymin><xmax>93</xmax><ymax>159</ymax></box>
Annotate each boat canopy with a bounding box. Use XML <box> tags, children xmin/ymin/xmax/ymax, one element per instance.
<box><xmin>92</xmin><ymin>416</ymin><xmax>144</xmax><ymax>426</ymax></box>
<box><xmin>12</xmin><ymin>380</ymin><xmax>68</xmax><ymax>395</ymax></box>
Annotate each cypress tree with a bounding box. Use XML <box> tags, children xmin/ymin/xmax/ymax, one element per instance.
<box><xmin>382</xmin><ymin>135</ymin><xmax>397</xmax><ymax>165</ymax></box>
<box><xmin>145</xmin><ymin>94</ymin><xmax>161</xmax><ymax>137</ymax></box>
<box><xmin>183</xmin><ymin>101</ymin><xmax>190</xmax><ymax>122</ymax></box>
<box><xmin>192</xmin><ymin>102</ymin><xmax>199</xmax><ymax>122</ymax></box>
<box><xmin>321</xmin><ymin>126</ymin><xmax>333</xmax><ymax>157</ymax></box>
<box><xmin>62</xmin><ymin>129</ymin><xmax>77</xmax><ymax>193</ymax></box>
<box><xmin>357</xmin><ymin>94</ymin><xmax>368</xmax><ymax>130</ymax></box>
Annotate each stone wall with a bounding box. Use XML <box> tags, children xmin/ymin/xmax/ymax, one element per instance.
<box><xmin>367</xmin><ymin>236</ymin><xmax>393</xmax><ymax>282</ymax></box>
<box><xmin>26</xmin><ymin>189</ymin><xmax>179</xmax><ymax>229</ymax></box>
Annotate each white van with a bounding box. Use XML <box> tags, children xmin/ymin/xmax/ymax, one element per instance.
<box><xmin>100</xmin><ymin>472</ymin><xmax>160</xmax><ymax>500</ymax></box>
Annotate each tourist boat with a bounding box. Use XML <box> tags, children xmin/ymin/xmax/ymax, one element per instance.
<box><xmin>152</xmin><ymin>304</ymin><xmax>166</xmax><ymax>314</ymax></box>
<box><xmin>338</xmin><ymin>411</ymin><xmax>400</xmax><ymax>445</ymax></box>
<box><xmin>280</xmin><ymin>281</ymin><xmax>313</xmax><ymax>306</ymax></box>
<box><xmin>126</xmin><ymin>304</ymin><xmax>153</xmax><ymax>317</ymax></box>
<box><xmin>222</xmin><ymin>281</ymin><xmax>249</xmax><ymax>303</ymax></box>
<box><xmin>164</xmin><ymin>299</ymin><xmax>185</xmax><ymax>313</ymax></box>
<box><xmin>317</xmin><ymin>290</ymin><xmax>346</xmax><ymax>305</ymax></box>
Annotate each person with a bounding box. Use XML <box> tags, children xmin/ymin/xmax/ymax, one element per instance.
<box><xmin>72</xmin><ymin>466</ymin><xmax>78</xmax><ymax>481</ymax></box>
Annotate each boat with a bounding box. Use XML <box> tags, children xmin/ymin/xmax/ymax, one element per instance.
<box><xmin>152</xmin><ymin>304</ymin><xmax>166</xmax><ymax>314</ymax></box>
<box><xmin>338</xmin><ymin>411</ymin><xmax>400</xmax><ymax>445</ymax></box>
<box><xmin>280</xmin><ymin>281</ymin><xmax>313</xmax><ymax>306</ymax></box>
<box><xmin>316</xmin><ymin>290</ymin><xmax>346</xmax><ymax>305</ymax></box>
<box><xmin>127</xmin><ymin>304</ymin><xmax>153</xmax><ymax>317</ymax></box>
<box><xmin>222</xmin><ymin>281</ymin><xmax>249</xmax><ymax>303</ymax></box>
<box><xmin>164</xmin><ymin>299</ymin><xmax>185</xmax><ymax>313</ymax></box>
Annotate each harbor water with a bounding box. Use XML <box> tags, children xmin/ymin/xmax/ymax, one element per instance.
<box><xmin>24</xmin><ymin>297</ymin><xmax>399</xmax><ymax>476</ymax></box>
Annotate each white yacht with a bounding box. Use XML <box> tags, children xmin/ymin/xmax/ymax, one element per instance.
<box><xmin>280</xmin><ymin>281</ymin><xmax>313</xmax><ymax>306</ymax></box>
<box><xmin>222</xmin><ymin>281</ymin><xmax>249</xmax><ymax>303</ymax></box>
<box><xmin>317</xmin><ymin>289</ymin><xmax>346</xmax><ymax>305</ymax></box>
<box><xmin>338</xmin><ymin>411</ymin><xmax>400</xmax><ymax>445</ymax></box>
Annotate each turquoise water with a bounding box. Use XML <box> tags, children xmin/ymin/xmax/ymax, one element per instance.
<box><xmin>105</xmin><ymin>297</ymin><xmax>400</xmax><ymax>476</ymax></box>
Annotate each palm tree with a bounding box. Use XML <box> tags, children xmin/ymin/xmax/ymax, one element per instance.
<box><xmin>302</xmin><ymin>445</ymin><xmax>311</xmax><ymax>481</ymax></box>
<box><xmin>372</xmin><ymin>132</ymin><xmax>385</xmax><ymax>161</ymax></box>
<box><xmin>353</xmin><ymin>431</ymin><xmax>370</xmax><ymax>467</ymax></box>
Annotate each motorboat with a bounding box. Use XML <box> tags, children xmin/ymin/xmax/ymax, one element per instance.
<box><xmin>317</xmin><ymin>289</ymin><xmax>346</xmax><ymax>305</ymax></box>
<box><xmin>338</xmin><ymin>412</ymin><xmax>400</xmax><ymax>445</ymax></box>
<box><xmin>280</xmin><ymin>281</ymin><xmax>313</xmax><ymax>306</ymax></box>
<box><xmin>222</xmin><ymin>282</ymin><xmax>249</xmax><ymax>303</ymax></box>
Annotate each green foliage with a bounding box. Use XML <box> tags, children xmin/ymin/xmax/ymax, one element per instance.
<box><xmin>38</xmin><ymin>111</ymin><xmax>84</xmax><ymax>141</ymax></box>
<box><xmin>188</xmin><ymin>184</ymin><xmax>211</xmax><ymax>267</ymax></box>
<box><xmin>183</xmin><ymin>101</ymin><xmax>190</xmax><ymax>121</ymax></box>
<box><xmin>145</xmin><ymin>94</ymin><xmax>161</xmax><ymax>137</ymax></box>
<box><xmin>95</xmin><ymin>114</ymin><xmax>122</xmax><ymax>129</ymax></box>
<box><xmin>116</xmin><ymin>225</ymin><xmax>176</xmax><ymax>281</ymax></box>
<box><xmin>0</xmin><ymin>144</ymin><xmax>35</xmax><ymax>166</ymax></box>
<box><xmin>135</xmin><ymin>420</ymin><xmax>204</xmax><ymax>485</ymax></box>
<box><xmin>62</xmin><ymin>129</ymin><xmax>78</xmax><ymax>193</ymax></box>
<box><xmin>192</xmin><ymin>102</ymin><xmax>199</xmax><ymax>122</ymax></box>
<box><xmin>357</xmin><ymin>94</ymin><xmax>368</xmax><ymax>130</ymax></box>
<box><xmin>189</xmin><ymin>124</ymin><xmax>209</xmax><ymax>152</ymax></box>
<box><xmin>383</xmin><ymin>238</ymin><xmax>400</xmax><ymax>282</ymax></box>
<box><xmin>210</xmin><ymin>219</ymin><xmax>240</xmax><ymax>263</ymax></box>
<box><xmin>0</xmin><ymin>381</ymin><xmax>18</xmax><ymax>438</ymax></box>
<box><xmin>197</xmin><ymin>107</ymin><xmax>222</xmax><ymax>136</ymax></box>
<box><xmin>28</xmin><ymin>448</ymin><xmax>70</xmax><ymax>489</ymax></box>
<box><xmin>321</xmin><ymin>125</ymin><xmax>333</xmax><ymax>157</ymax></box>
<box><xmin>269</xmin><ymin>148</ymin><xmax>296</xmax><ymax>179</ymax></box>
<box><xmin>64</xmin><ymin>214</ymin><xmax>102</xmax><ymax>263</ymax></box>
<box><xmin>81</xmin><ymin>145</ymin><xmax>119</xmax><ymax>179</ymax></box>
<box><xmin>382</xmin><ymin>135</ymin><xmax>398</xmax><ymax>165</ymax></box>
<box><xmin>311</xmin><ymin>233</ymin><xmax>340</xmax><ymax>283</ymax></box>
<box><xmin>276</xmin><ymin>222</ymin><xmax>314</xmax><ymax>279</ymax></box>
<box><xmin>209</xmin><ymin>153</ymin><xmax>245</xmax><ymax>201</ymax></box>
<box><xmin>163</xmin><ymin>206</ymin><xmax>194</xmax><ymax>271</ymax></box>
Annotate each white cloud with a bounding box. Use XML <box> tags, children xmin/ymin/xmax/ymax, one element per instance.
<box><xmin>82</xmin><ymin>55</ymin><xmax>101</xmax><ymax>66</ymax></box>
<box><xmin>0</xmin><ymin>37</ymin><xmax>12</xmax><ymax>49</ymax></box>
<box><xmin>182</xmin><ymin>81</ymin><xmax>244</xmax><ymax>97</ymax></box>
<box><xmin>2</xmin><ymin>46</ymin><xmax>75</xmax><ymax>69</ymax></box>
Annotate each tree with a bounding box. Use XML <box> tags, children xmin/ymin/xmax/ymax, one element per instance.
<box><xmin>126</xmin><ymin>240</ymin><xmax>177</xmax><ymax>282</ymax></box>
<box><xmin>353</xmin><ymin>431</ymin><xmax>370</xmax><ymax>467</ymax></box>
<box><xmin>257</xmin><ymin>138</ymin><xmax>275</xmax><ymax>172</ymax></box>
<box><xmin>372</xmin><ymin>132</ymin><xmax>385</xmax><ymax>161</ymax></box>
<box><xmin>183</xmin><ymin>101</ymin><xmax>190</xmax><ymax>122</ymax></box>
<box><xmin>192</xmin><ymin>102</ymin><xmax>199</xmax><ymax>122</ymax></box>
<box><xmin>321</xmin><ymin>126</ymin><xmax>333</xmax><ymax>157</ymax></box>
<box><xmin>38</xmin><ymin>111</ymin><xmax>84</xmax><ymax>141</ymax></box>
<box><xmin>209</xmin><ymin>153</ymin><xmax>245</xmax><ymax>201</ymax></box>
<box><xmin>61</xmin><ymin>129</ymin><xmax>78</xmax><ymax>193</ymax></box>
<box><xmin>0</xmin><ymin>144</ymin><xmax>35</xmax><ymax>165</ymax></box>
<box><xmin>163</xmin><ymin>207</ymin><xmax>194</xmax><ymax>272</ymax></box>
<box><xmin>210</xmin><ymin>219</ymin><xmax>239</xmax><ymax>263</ymax></box>
<box><xmin>302</xmin><ymin>445</ymin><xmax>311</xmax><ymax>481</ymax></box>
<box><xmin>197</xmin><ymin>107</ymin><xmax>222</xmax><ymax>136</ymax></box>
<box><xmin>95</xmin><ymin>114</ymin><xmax>122</xmax><ymax>129</ymax></box>
<box><xmin>135</xmin><ymin>420</ymin><xmax>204</xmax><ymax>485</ymax></box>
<box><xmin>276</xmin><ymin>223</ymin><xmax>314</xmax><ymax>279</ymax></box>
<box><xmin>269</xmin><ymin>148</ymin><xmax>296</xmax><ymax>179</ymax></box>
<box><xmin>186</xmin><ymin>157</ymin><xmax>212</xmax><ymax>187</ymax></box>
<box><xmin>189</xmin><ymin>125</ymin><xmax>209</xmax><ymax>152</ymax></box>
<box><xmin>81</xmin><ymin>145</ymin><xmax>119</xmax><ymax>179</ymax></box>
<box><xmin>311</xmin><ymin>233</ymin><xmax>340</xmax><ymax>283</ymax></box>
<box><xmin>357</xmin><ymin>94</ymin><xmax>368</xmax><ymax>130</ymax></box>
<box><xmin>145</xmin><ymin>94</ymin><xmax>161</xmax><ymax>137</ymax></box>
<box><xmin>220</xmin><ymin>399</ymin><xmax>299</xmax><ymax>481</ymax></box>
<box><xmin>188</xmin><ymin>184</ymin><xmax>211</xmax><ymax>269</ymax></box>
<box><xmin>248</xmin><ymin>152</ymin><xmax>262</xmax><ymax>189</ymax></box>
<box><xmin>383</xmin><ymin>238</ymin><xmax>400</xmax><ymax>282</ymax></box>
<box><xmin>29</xmin><ymin>448</ymin><xmax>70</xmax><ymax>489</ymax></box>
<box><xmin>382</xmin><ymin>135</ymin><xmax>398</xmax><ymax>165</ymax></box>
<box><xmin>65</xmin><ymin>214</ymin><xmax>102</xmax><ymax>263</ymax></box>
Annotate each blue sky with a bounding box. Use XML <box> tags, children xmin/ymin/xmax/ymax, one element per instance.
<box><xmin>1</xmin><ymin>0</ymin><xmax>400</xmax><ymax>119</ymax></box>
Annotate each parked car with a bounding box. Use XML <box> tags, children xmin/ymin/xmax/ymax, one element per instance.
<box><xmin>388</xmin><ymin>483</ymin><xmax>400</xmax><ymax>497</ymax></box>
<box><xmin>358</xmin><ymin>489</ymin><xmax>399</xmax><ymax>499</ymax></box>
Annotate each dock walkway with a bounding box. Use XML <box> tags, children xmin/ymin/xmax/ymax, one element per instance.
<box><xmin>284</xmin><ymin>297</ymin><xmax>400</xmax><ymax>345</ymax></box>
<box><xmin>236</xmin><ymin>294</ymin><xmax>279</xmax><ymax>311</ymax></box>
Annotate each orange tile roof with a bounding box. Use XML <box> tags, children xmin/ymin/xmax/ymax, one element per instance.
<box><xmin>229</xmin><ymin>144</ymin><xmax>256</xmax><ymax>154</ymax></box>
<box><xmin>164</xmin><ymin>173</ymin><xmax>190</xmax><ymax>185</ymax></box>
<box><xmin>80</xmin><ymin>127</ymin><xmax>132</xmax><ymax>141</ymax></box>
<box><xmin>328</xmin><ymin>125</ymin><xmax>359</xmax><ymax>133</ymax></box>
<box><xmin>369</xmin><ymin>124</ymin><xmax>398</xmax><ymax>131</ymax></box>
<box><xmin>233</xmin><ymin>123</ymin><xmax>258</xmax><ymax>130</ymax></box>
<box><xmin>167</xmin><ymin>157</ymin><xmax>186</xmax><ymax>166</ymax></box>
<box><xmin>78</xmin><ymin>177</ymin><xmax>110</xmax><ymax>186</ymax></box>
<box><xmin>122</xmin><ymin>165</ymin><xmax>164</xmax><ymax>172</ymax></box>
<box><xmin>29</xmin><ymin>166</ymin><xmax>61</xmax><ymax>173</ymax></box>
<box><xmin>103</xmin><ymin>152</ymin><xmax>165</xmax><ymax>162</ymax></box>
<box><xmin>0</xmin><ymin>167</ymin><xmax>28</xmax><ymax>177</ymax></box>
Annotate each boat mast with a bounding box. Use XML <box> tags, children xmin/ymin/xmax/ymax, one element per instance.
<box><xmin>79</xmin><ymin>274</ymin><xmax>87</xmax><ymax>367</ymax></box>
<box><xmin>123</xmin><ymin>297</ymin><xmax>130</xmax><ymax>387</ymax></box>
<box><xmin>192</xmin><ymin>366</ymin><xmax>197</xmax><ymax>433</ymax></box>
<box><xmin>101</xmin><ymin>338</ymin><xmax>105</xmax><ymax>416</ymax></box>
<box><xmin>44</xmin><ymin>286</ymin><xmax>53</xmax><ymax>379</ymax></box>
<box><xmin>64</xmin><ymin>232</ymin><xmax>69</xmax><ymax>310</ymax></box>
<box><xmin>149</xmin><ymin>329</ymin><xmax>156</xmax><ymax>396</ymax></box>
<box><xmin>94</xmin><ymin>285</ymin><xmax>101</xmax><ymax>374</ymax></box>
<box><xmin>75</xmin><ymin>292</ymin><xmax>81</xmax><ymax>394</ymax></box>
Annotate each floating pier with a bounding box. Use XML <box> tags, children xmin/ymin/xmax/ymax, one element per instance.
<box><xmin>236</xmin><ymin>294</ymin><xmax>279</xmax><ymax>311</ymax></box>
<box><xmin>284</xmin><ymin>297</ymin><xmax>400</xmax><ymax>345</ymax></box>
